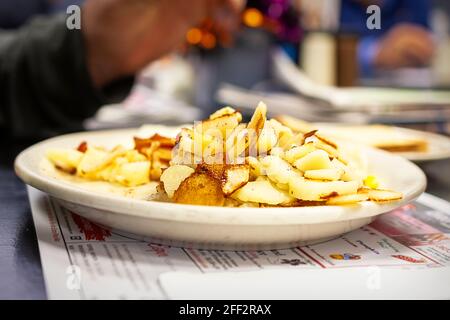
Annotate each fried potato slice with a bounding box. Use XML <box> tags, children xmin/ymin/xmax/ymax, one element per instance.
<box><xmin>134</xmin><ymin>134</ymin><xmax>175</xmax><ymax>153</ymax></box>
<box><xmin>198</xmin><ymin>163</ymin><xmax>250</xmax><ymax>195</ymax></box>
<box><xmin>304</xmin><ymin>168</ymin><xmax>343</xmax><ymax>181</ymax></box>
<box><xmin>326</xmin><ymin>193</ymin><xmax>369</xmax><ymax>205</ymax></box>
<box><xmin>293</xmin><ymin>149</ymin><xmax>332</xmax><ymax>171</ymax></box>
<box><xmin>367</xmin><ymin>189</ymin><xmax>403</xmax><ymax>202</ymax></box>
<box><xmin>246</xmin><ymin>156</ymin><xmax>264</xmax><ymax>179</ymax></box>
<box><xmin>77</xmin><ymin>146</ymin><xmax>126</xmax><ymax>176</ymax></box>
<box><xmin>247</xmin><ymin>101</ymin><xmax>267</xmax><ymax>134</ymax></box>
<box><xmin>46</xmin><ymin>148</ymin><xmax>84</xmax><ymax>174</ymax></box>
<box><xmin>225</xmin><ymin>124</ymin><xmax>247</xmax><ymax>163</ymax></box>
<box><xmin>283</xmin><ymin>143</ymin><xmax>316</xmax><ymax>164</ymax></box>
<box><xmin>289</xmin><ymin>176</ymin><xmax>359</xmax><ymax>201</ymax></box>
<box><xmin>257</xmin><ymin>124</ymin><xmax>278</xmax><ymax>154</ymax></box>
<box><xmin>160</xmin><ymin>165</ymin><xmax>195</xmax><ymax>198</ymax></box>
<box><xmin>232</xmin><ymin>177</ymin><xmax>294</xmax><ymax>205</ymax></box>
<box><xmin>196</xmin><ymin>111</ymin><xmax>242</xmax><ymax>136</ymax></box>
<box><xmin>260</xmin><ymin>155</ymin><xmax>296</xmax><ymax>184</ymax></box>
<box><xmin>209</xmin><ymin>106</ymin><xmax>239</xmax><ymax>120</ymax></box>
<box><xmin>173</xmin><ymin>172</ymin><xmax>225</xmax><ymax>206</ymax></box>
<box><xmin>113</xmin><ymin>161</ymin><xmax>151</xmax><ymax>187</ymax></box>
<box><xmin>222</xmin><ymin>165</ymin><xmax>250</xmax><ymax>195</ymax></box>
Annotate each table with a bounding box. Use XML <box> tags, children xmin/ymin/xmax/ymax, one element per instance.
<box><xmin>0</xmin><ymin>145</ymin><xmax>449</xmax><ymax>299</ymax></box>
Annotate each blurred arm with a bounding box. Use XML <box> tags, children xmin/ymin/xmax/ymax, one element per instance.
<box><xmin>0</xmin><ymin>14</ymin><xmax>132</xmax><ymax>139</ymax></box>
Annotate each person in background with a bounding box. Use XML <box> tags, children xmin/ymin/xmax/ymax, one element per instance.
<box><xmin>0</xmin><ymin>0</ymin><xmax>242</xmax><ymax>142</ymax></box>
<box><xmin>340</xmin><ymin>0</ymin><xmax>435</xmax><ymax>76</ymax></box>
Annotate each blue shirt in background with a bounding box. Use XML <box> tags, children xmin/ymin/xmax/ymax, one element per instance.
<box><xmin>340</xmin><ymin>0</ymin><xmax>431</xmax><ymax>76</ymax></box>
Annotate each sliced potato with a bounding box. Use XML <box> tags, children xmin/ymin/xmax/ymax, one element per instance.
<box><xmin>232</xmin><ymin>178</ymin><xmax>294</xmax><ymax>205</ymax></box>
<box><xmin>260</xmin><ymin>155</ymin><xmax>296</xmax><ymax>184</ymax></box>
<box><xmin>268</xmin><ymin>119</ymin><xmax>293</xmax><ymax>149</ymax></box>
<box><xmin>46</xmin><ymin>148</ymin><xmax>83</xmax><ymax>173</ymax></box>
<box><xmin>283</xmin><ymin>143</ymin><xmax>316</xmax><ymax>164</ymax></box>
<box><xmin>124</xmin><ymin>149</ymin><xmax>147</xmax><ymax>162</ymax></box>
<box><xmin>247</xmin><ymin>101</ymin><xmax>267</xmax><ymax>134</ymax></box>
<box><xmin>315</xmin><ymin>132</ymin><xmax>338</xmax><ymax>149</ymax></box>
<box><xmin>209</xmin><ymin>106</ymin><xmax>239</xmax><ymax>120</ymax></box>
<box><xmin>367</xmin><ymin>189</ymin><xmax>403</xmax><ymax>202</ymax></box>
<box><xmin>198</xmin><ymin>163</ymin><xmax>249</xmax><ymax>195</ymax></box>
<box><xmin>197</xmin><ymin>111</ymin><xmax>242</xmax><ymax>137</ymax></box>
<box><xmin>222</xmin><ymin>165</ymin><xmax>250</xmax><ymax>195</ymax></box>
<box><xmin>153</xmin><ymin>148</ymin><xmax>172</xmax><ymax>161</ymax></box>
<box><xmin>326</xmin><ymin>193</ymin><xmax>369</xmax><ymax>205</ymax></box>
<box><xmin>114</xmin><ymin>161</ymin><xmax>151</xmax><ymax>187</ymax></box>
<box><xmin>173</xmin><ymin>172</ymin><xmax>225</xmax><ymax>206</ymax></box>
<box><xmin>77</xmin><ymin>147</ymin><xmax>110</xmax><ymax>175</ymax></box>
<box><xmin>270</xmin><ymin>147</ymin><xmax>284</xmax><ymax>157</ymax></box>
<box><xmin>246</xmin><ymin>156</ymin><xmax>264</xmax><ymax>179</ymax></box>
<box><xmin>314</xmin><ymin>140</ymin><xmax>339</xmax><ymax>158</ymax></box>
<box><xmin>289</xmin><ymin>176</ymin><xmax>359</xmax><ymax>201</ymax></box>
<box><xmin>160</xmin><ymin>165</ymin><xmax>195</xmax><ymax>198</ymax></box>
<box><xmin>331</xmin><ymin>158</ymin><xmax>361</xmax><ymax>182</ymax></box>
<box><xmin>293</xmin><ymin>149</ymin><xmax>332</xmax><ymax>171</ymax></box>
<box><xmin>225</xmin><ymin>124</ymin><xmax>247</xmax><ymax>162</ymax></box>
<box><xmin>257</xmin><ymin>124</ymin><xmax>278</xmax><ymax>154</ymax></box>
<box><xmin>304</xmin><ymin>168</ymin><xmax>343</xmax><ymax>181</ymax></box>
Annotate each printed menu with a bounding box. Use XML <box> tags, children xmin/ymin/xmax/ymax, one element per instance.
<box><xmin>28</xmin><ymin>187</ymin><xmax>450</xmax><ymax>299</ymax></box>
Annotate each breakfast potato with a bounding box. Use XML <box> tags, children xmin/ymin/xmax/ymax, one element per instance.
<box><xmin>222</xmin><ymin>165</ymin><xmax>250</xmax><ymax>195</ymax></box>
<box><xmin>232</xmin><ymin>177</ymin><xmax>294</xmax><ymax>205</ymax></box>
<box><xmin>326</xmin><ymin>193</ymin><xmax>369</xmax><ymax>205</ymax></box>
<box><xmin>197</xmin><ymin>111</ymin><xmax>242</xmax><ymax>137</ymax></box>
<box><xmin>46</xmin><ymin>148</ymin><xmax>84</xmax><ymax>173</ymax></box>
<box><xmin>283</xmin><ymin>143</ymin><xmax>316</xmax><ymax>164</ymax></box>
<box><xmin>225</xmin><ymin>124</ymin><xmax>248</xmax><ymax>162</ymax></box>
<box><xmin>247</xmin><ymin>101</ymin><xmax>267</xmax><ymax>135</ymax></box>
<box><xmin>160</xmin><ymin>165</ymin><xmax>195</xmax><ymax>198</ymax></box>
<box><xmin>293</xmin><ymin>149</ymin><xmax>332</xmax><ymax>171</ymax></box>
<box><xmin>246</xmin><ymin>156</ymin><xmax>264</xmax><ymax>179</ymax></box>
<box><xmin>173</xmin><ymin>172</ymin><xmax>225</xmax><ymax>206</ymax></box>
<box><xmin>260</xmin><ymin>155</ymin><xmax>297</xmax><ymax>185</ymax></box>
<box><xmin>198</xmin><ymin>163</ymin><xmax>250</xmax><ymax>195</ymax></box>
<box><xmin>367</xmin><ymin>189</ymin><xmax>403</xmax><ymax>202</ymax></box>
<box><xmin>209</xmin><ymin>106</ymin><xmax>239</xmax><ymax>120</ymax></box>
<box><xmin>304</xmin><ymin>168</ymin><xmax>344</xmax><ymax>181</ymax></box>
<box><xmin>77</xmin><ymin>148</ymin><xmax>108</xmax><ymax>176</ymax></box>
<box><xmin>113</xmin><ymin>161</ymin><xmax>151</xmax><ymax>187</ymax></box>
<box><xmin>257</xmin><ymin>124</ymin><xmax>278</xmax><ymax>155</ymax></box>
<box><xmin>289</xmin><ymin>176</ymin><xmax>359</xmax><ymax>201</ymax></box>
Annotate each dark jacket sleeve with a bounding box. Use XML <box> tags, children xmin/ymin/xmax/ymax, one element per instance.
<box><xmin>0</xmin><ymin>13</ymin><xmax>133</xmax><ymax>139</ymax></box>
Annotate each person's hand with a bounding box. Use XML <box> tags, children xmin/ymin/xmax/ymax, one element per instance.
<box><xmin>82</xmin><ymin>0</ymin><xmax>243</xmax><ymax>87</ymax></box>
<box><xmin>374</xmin><ymin>23</ymin><xmax>435</xmax><ymax>70</ymax></box>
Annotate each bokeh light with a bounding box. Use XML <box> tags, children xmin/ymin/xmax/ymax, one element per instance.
<box><xmin>243</xmin><ymin>8</ymin><xmax>264</xmax><ymax>28</ymax></box>
<box><xmin>186</xmin><ymin>28</ymin><xmax>203</xmax><ymax>45</ymax></box>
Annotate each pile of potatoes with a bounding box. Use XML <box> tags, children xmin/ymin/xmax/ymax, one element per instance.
<box><xmin>161</xmin><ymin>102</ymin><xmax>402</xmax><ymax>207</ymax></box>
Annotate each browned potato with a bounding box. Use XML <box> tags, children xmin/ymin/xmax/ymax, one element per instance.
<box><xmin>173</xmin><ymin>172</ymin><xmax>225</xmax><ymax>206</ymax></box>
<box><xmin>198</xmin><ymin>163</ymin><xmax>250</xmax><ymax>195</ymax></box>
<box><xmin>367</xmin><ymin>189</ymin><xmax>403</xmax><ymax>202</ymax></box>
<box><xmin>222</xmin><ymin>165</ymin><xmax>250</xmax><ymax>195</ymax></box>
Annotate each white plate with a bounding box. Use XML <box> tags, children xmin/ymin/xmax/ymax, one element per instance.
<box><xmin>15</xmin><ymin>127</ymin><xmax>427</xmax><ymax>250</ymax></box>
<box><xmin>316</xmin><ymin>123</ymin><xmax>450</xmax><ymax>163</ymax></box>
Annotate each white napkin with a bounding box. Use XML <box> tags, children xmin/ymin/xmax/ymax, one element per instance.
<box><xmin>158</xmin><ymin>267</ymin><xmax>450</xmax><ymax>300</ymax></box>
